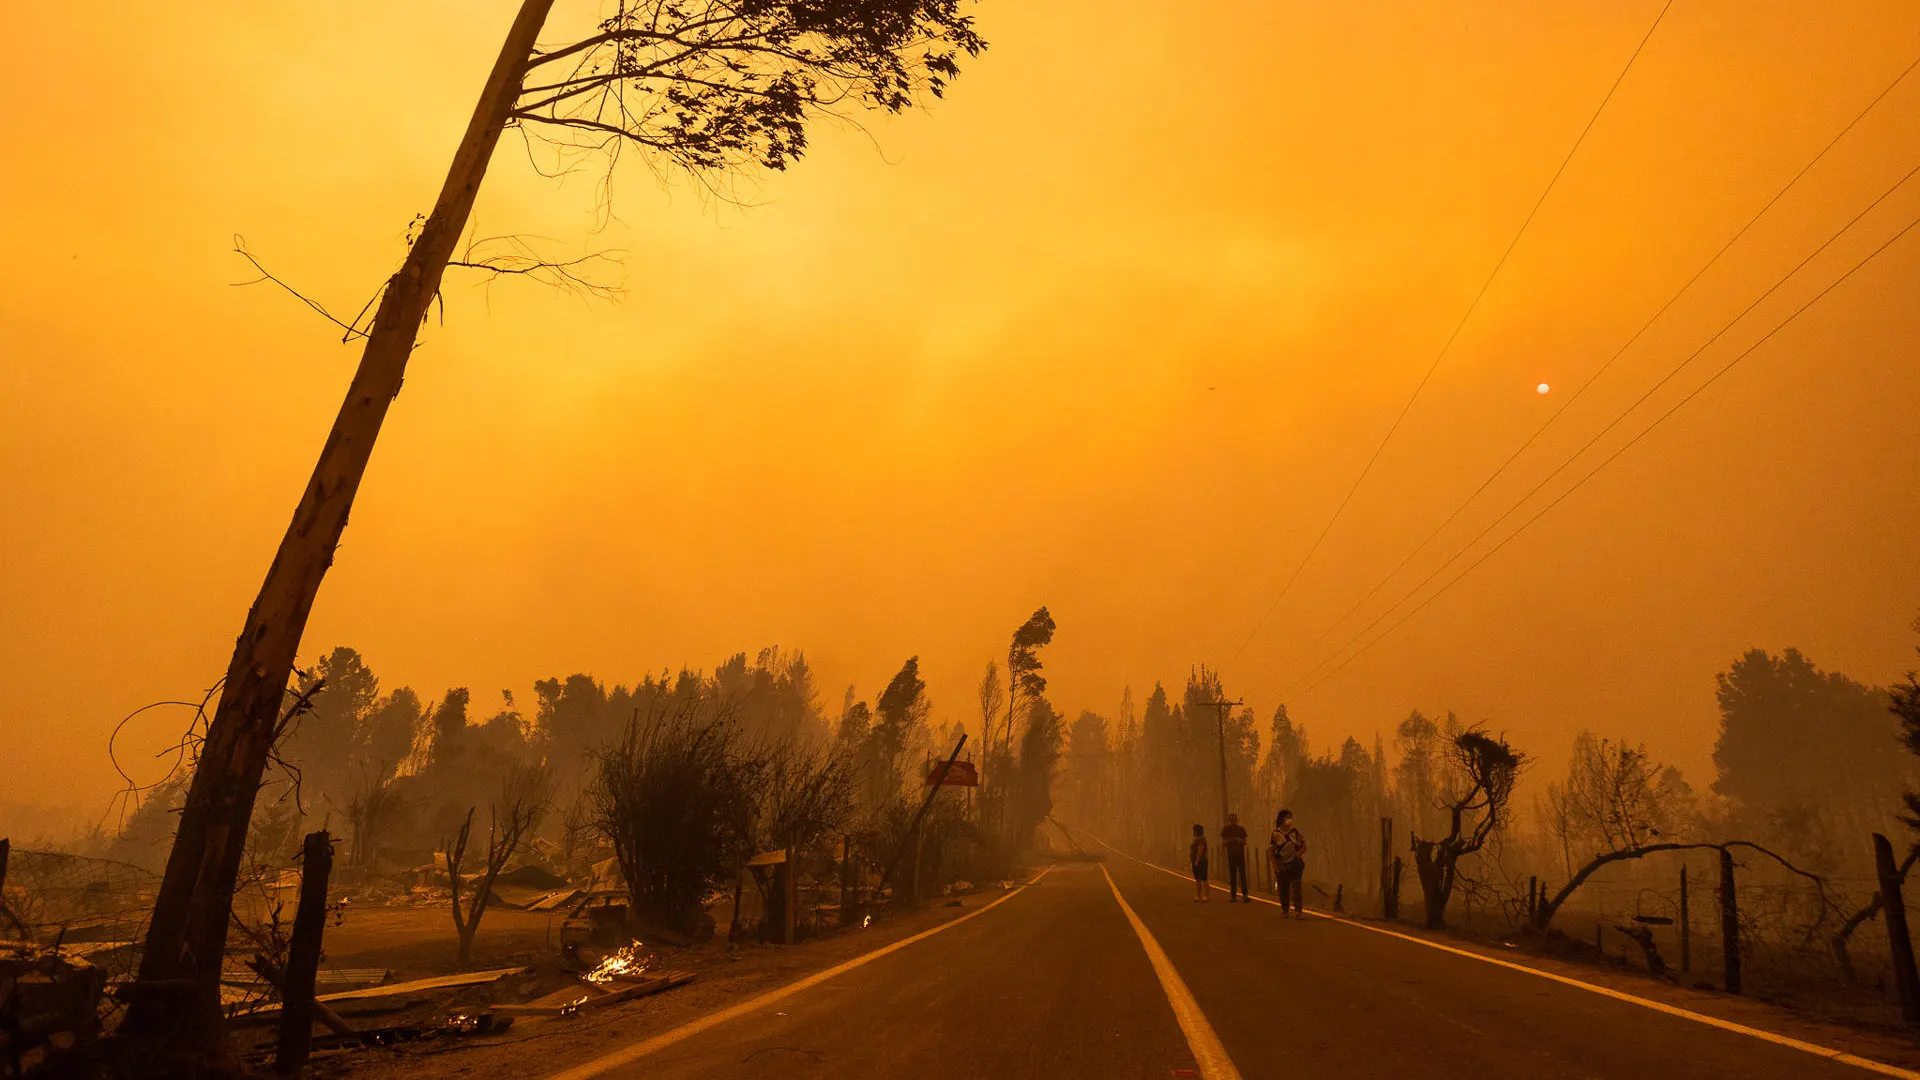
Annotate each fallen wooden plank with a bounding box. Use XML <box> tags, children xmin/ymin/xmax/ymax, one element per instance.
<box><xmin>316</xmin><ymin>967</ymin><xmax>391</xmax><ymax>986</ymax></box>
<box><xmin>317</xmin><ymin>966</ymin><xmax>529</xmax><ymax>1002</ymax></box>
<box><xmin>488</xmin><ymin>971</ymin><xmax>695</xmax><ymax>1016</ymax></box>
<box><xmin>527</xmin><ymin>888</ymin><xmax>584</xmax><ymax>912</ymax></box>
<box><xmin>224</xmin><ymin>966</ymin><xmax>390</xmax><ymax>992</ymax></box>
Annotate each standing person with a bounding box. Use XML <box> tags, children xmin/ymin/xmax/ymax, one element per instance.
<box><xmin>1221</xmin><ymin>812</ymin><xmax>1250</xmax><ymax>902</ymax></box>
<box><xmin>1271</xmin><ymin>809</ymin><xmax>1307</xmax><ymax>917</ymax></box>
<box><xmin>1189</xmin><ymin>824</ymin><xmax>1210</xmax><ymax>902</ymax></box>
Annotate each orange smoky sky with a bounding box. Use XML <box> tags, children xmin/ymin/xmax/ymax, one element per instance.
<box><xmin>4</xmin><ymin>1</ymin><xmax>1920</xmax><ymax>829</ymax></box>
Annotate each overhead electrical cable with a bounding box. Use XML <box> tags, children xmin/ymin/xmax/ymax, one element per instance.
<box><xmin>1272</xmin><ymin>48</ymin><xmax>1920</xmax><ymax>686</ymax></box>
<box><xmin>1283</xmin><ymin>153</ymin><xmax>1920</xmax><ymax>695</ymax></box>
<box><xmin>1286</xmin><ymin>178</ymin><xmax>1920</xmax><ymax>696</ymax></box>
<box><xmin>1220</xmin><ymin>0</ymin><xmax>1676</xmax><ymax>669</ymax></box>
<box><xmin>1295</xmin><ymin>209</ymin><xmax>1920</xmax><ymax>697</ymax></box>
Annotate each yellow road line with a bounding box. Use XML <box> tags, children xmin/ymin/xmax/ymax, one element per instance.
<box><xmin>1090</xmin><ymin>833</ymin><xmax>1920</xmax><ymax>1080</ymax></box>
<box><xmin>1101</xmin><ymin>864</ymin><xmax>1245</xmax><ymax>1080</ymax></box>
<box><xmin>543</xmin><ymin>866</ymin><xmax>1055</xmax><ymax>1080</ymax></box>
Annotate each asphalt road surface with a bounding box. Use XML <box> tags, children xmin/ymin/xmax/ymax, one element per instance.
<box><xmin>549</xmin><ymin>855</ymin><xmax>1904</xmax><ymax>1080</ymax></box>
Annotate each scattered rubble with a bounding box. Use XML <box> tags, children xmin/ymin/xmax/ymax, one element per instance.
<box><xmin>1</xmin><ymin>940</ymin><xmax>106</xmax><ymax>1076</ymax></box>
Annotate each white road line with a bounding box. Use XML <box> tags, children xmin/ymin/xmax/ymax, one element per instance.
<box><xmin>1092</xmin><ymin>834</ymin><xmax>1920</xmax><ymax>1080</ymax></box>
<box><xmin>542</xmin><ymin>866</ymin><xmax>1055</xmax><ymax>1080</ymax></box>
<box><xmin>1101</xmin><ymin>864</ymin><xmax>1245</xmax><ymax>1080</ymax></box>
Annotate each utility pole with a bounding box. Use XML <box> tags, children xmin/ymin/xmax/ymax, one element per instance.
<box><xmin>1202</xmin><ymin>699</ymin><xmax>1243</xmax><ymax>825</ymax></box>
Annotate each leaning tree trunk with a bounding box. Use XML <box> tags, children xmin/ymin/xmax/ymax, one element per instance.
<box><xmin>1531</xmin><ymin>842</ymin><xmax>1723</xmax><ymax>932</ymax></box>
<box><xmin>112</xmin><ymin>3</ymin><xmax>556</xmax><ymax>1073</ymax></box>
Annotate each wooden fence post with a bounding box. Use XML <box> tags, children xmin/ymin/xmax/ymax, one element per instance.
<box><xmin>728</xmin><ymin>858</ymin><xmax>747</xmax><ymax>941</ymax></box>
<box><xmin>781</xmin><ymin>835</ymin><xmax>799</xmax><ymax>946</ymax></box>
<box><xmin>1527</xmin><ymin>875</ymin><xmax>1537</xmax><ymax>925</ymax></box>
<box><xmin>1386</xmin><ymin>857</ymin><xmax>1402</xmax><ymax>921</ymax></box>
<box><xmin>1719</xmin><ymin>846</ymin><xmax>1741</xmax><ymax>994</ymax></box>
<box><xmin>0</xmin><ymin>837</ymin><xmax>19</xmax><ymax>939</ymax></box>
<box><xmin>1380</xmin><ymin>818</ymin><xmax>1394</xmax><ymax>918</ymax></box>
<box><xmin>1874</xmin><ymin>832</ymin><xmax>1920</xmax><ymax>1024</ymax></box>
<box><xmin>1679</xmin><ymin>866</ymin><xmax>1690</xmax><ymax>975</ymax></box>
<box><xmin>277</xmin><ymin>830</ymin><xmax>333</xmax><ymax>1075</ymax></box>
<box><xmin>840</xmin><ymin>834</ymin><xmax>853</xmax><ymax>927</ymax></box>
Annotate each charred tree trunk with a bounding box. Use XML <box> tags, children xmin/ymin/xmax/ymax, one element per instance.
<box><xmin>112</xmin><ymin>5</ymin><xmax>555</xmax><ymax>1069</ymax></box>
<box><xmin>1410</xmin><ymin>838</ymin><xmax>1453</xmax><ymax>930</ymax></box>
<box><xmin>447</xmin><ymin>809</ymin><xmax>480</xmax><ymax>970</ymax></box>
<box><xmin>275</xmin><ymin>831</ymin><xmax>333</xmax><ymax>1075</ymax></box>
<box><xmin>1615</xmin><ymin>923</ymin><xmax>1666</xmax><ymax>976</ymax></box>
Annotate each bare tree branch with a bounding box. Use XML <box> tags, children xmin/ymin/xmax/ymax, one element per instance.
<box><xmin>229</xmin><ymin>237</ymin><xmax>375</xmax><ymax>342</ymax></box>
<box><xmin>447</xmin><ymin>232</ymin><xmax>625</xmax><ymax>301</ymax></box>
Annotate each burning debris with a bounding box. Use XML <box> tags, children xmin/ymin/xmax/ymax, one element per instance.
<box><xmin>582</xmin><ymin>940</ymin><xmax>652</xmax><ymax>986</ymax></box>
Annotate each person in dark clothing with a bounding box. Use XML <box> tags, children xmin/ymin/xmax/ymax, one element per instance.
<box><xmin>1270</xmin><ymin>808</ymin><xmax>1307</xmax><ymax>917</ymax></box>
<box><xmin>1189</xmin><ymin>823</ymin><xmax>1210</xmax><ymax>901</ymax></box>
<box><xmin>1221</xmin><ymin>813</ymin><xmax>1250</xmax><ymax>902</ymax></box>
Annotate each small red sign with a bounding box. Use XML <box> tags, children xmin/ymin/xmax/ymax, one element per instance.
<box><xmin>925</xmin><ymin>760</ymin><xmax>979</xmax><ymax>787</ymax></box>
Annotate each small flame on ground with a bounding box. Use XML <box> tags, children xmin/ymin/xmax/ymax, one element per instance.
<box><xmin>584</xmin><ymin>940</ymin><xmax>652</xmax><ymax>984</ymax></box>
<box><xmin>861</xmin><ymin>915</ymin><xmax>872</xmax><ymax>929</ymax></box>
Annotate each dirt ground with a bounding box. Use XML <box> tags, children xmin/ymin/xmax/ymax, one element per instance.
<box><xmin>250</xmin><ymin>891</ymin><xmax>1008</xmax><ymax>1080</ymax></box>
<box><xmin>319</xmin><ymin>904</ymin><xmax>564</xmax><ymax>981</ymax></box>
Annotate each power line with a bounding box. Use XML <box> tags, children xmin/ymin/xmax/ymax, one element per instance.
<box><xmin>1294</xmin><ymin>206</ymin><xmax>1920</xmax><ymax>698</ymax></box>
<box><xmin>1269</xmin><ymin>48</ymin><xmax>1920</xmax><ymax>689</ymax></box>
<box><xmin>1222</xmin><ymin>0</ymin><xmax>1675</xmax><ymax>668</ymax></box>
<box><xmin>1283</xmin><ymin>152</ymin><xmax>1920</xmax><ymax>697</ymax></box>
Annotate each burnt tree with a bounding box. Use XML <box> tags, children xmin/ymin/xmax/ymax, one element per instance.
<box><xmin>111</xmin><ymin>2</ymin><xmax>987</xmax><ymax>1073</ymax></box>
<box><xmin>1409</xmin><ymin>729</ymin><xmax>1523</xmax><ymax>930</ymax></box>
<box><xmin>444</xmin><ymin>766</ymin><xmax>550</xmax><ymax>969</ymax></box>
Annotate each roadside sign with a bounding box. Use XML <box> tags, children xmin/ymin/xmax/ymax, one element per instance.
<box><xmin>925</xmin><ymin>760</ymin><xmax>978</xmax><ymax>787</ymax></box>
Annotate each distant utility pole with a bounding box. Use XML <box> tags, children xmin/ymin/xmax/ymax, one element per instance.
<box><xmin>1202</xmin><ymin>699</ymin><xmax>1243</xmax><ymax>825</ymax></box>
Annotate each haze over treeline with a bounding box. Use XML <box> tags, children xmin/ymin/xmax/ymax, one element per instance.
<box><xmin>46</xmin><ymin>615</ymin><xmax>1920</xmax><ymax>912</ymax></box>
<box><xmin>1060</xmin><ymin>632</ymin><xmax>1920</xmax><ymax>887</ymax></box>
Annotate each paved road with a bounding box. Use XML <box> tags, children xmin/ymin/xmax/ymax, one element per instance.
<box><xmin>555</xmin><ymin>856</ymin><xmax>1901</xmax><ymax>1080</ymax></box>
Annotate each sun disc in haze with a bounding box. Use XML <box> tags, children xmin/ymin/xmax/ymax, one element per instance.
<box><xmin>1537</xmin><ymin>383</ymin><xmax>1551</xmax><ymax>394</ymax></box>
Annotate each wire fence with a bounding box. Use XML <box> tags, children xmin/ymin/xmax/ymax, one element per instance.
<box><xmin>1425</xmin><ymin>847</ymin><xmax>1920</xmax><ymax>1028</ymax></box>
<box><xmin>4</xmin><ymin>847</ymin><xmax>159</xmax><ymax>1027</ymax></box>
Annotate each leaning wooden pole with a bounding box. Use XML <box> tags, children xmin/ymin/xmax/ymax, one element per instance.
<box><xmin>114</xmin><ymin>2</ymin><xmax>557</xmax><ymax>1070</ymax></box>
<box><xmin>1874</xmin><ymin>832</ymin><xmax>1920</xmax><ymax>1025</ymax></box>
<box><xmin>882</xmin><ymin>734</ymin><xmax>968</xmax><ymax>898</ymax></box>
